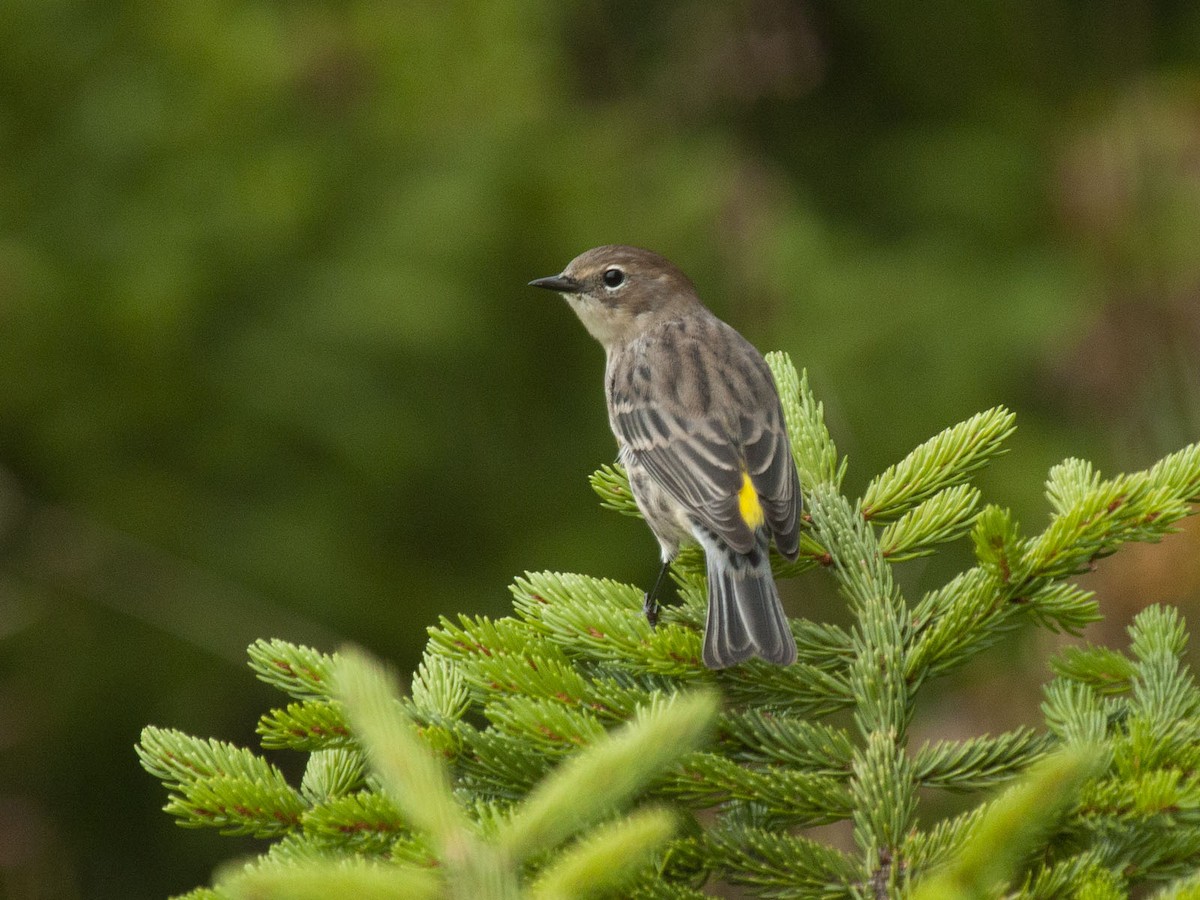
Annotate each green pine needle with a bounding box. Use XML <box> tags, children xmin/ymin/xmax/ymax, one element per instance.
<box><xmin>861</xmin><ymin>407</ymin><xmax>1016</xmax><ymax>522</ymax></box>
<box><xmin>220</xmin><ymin>857</ymin><xmax>441</xmax><ymax>900</ymax></box>
<box><xmin>528</xmin><ymin>807</ymin><xmax>678</xmax><ymax>900</ymax></box>
<box><xmin>498</xmin><ymin>690</ymin><xmax>717</xmax><ymax>860</ymax></box>
<box><xmin>765</xmin><ymin>353</ymin><xmax>844</xmax><ymax>490</ymax></box>
<box><xmin>879</xmin><ymin>483</ymin><xmax>982</xmax><ymax>560</ymax></box>
<box><xmin>911</xmin><ymin>746</ymin><xmax>1102</xmax><ymax>900</ymax></box>
<box><xmin>332</xmin><ymin>648</ymin><xmax>479</xmax><ymax>864</ymax></box>
<box><xmin>589</xmin><ymin>463</ymin><xmax>642</xmax><ymax>518</ymax></box>
<box><xmin>248</xmin><ymin>639</ymin><xmax>338</xmax><ymax>701</ymax></box>
<box><xmin>138</xmin><ymin>353</ymin><xmax>1200</xmax><ymax>899</ymax></box>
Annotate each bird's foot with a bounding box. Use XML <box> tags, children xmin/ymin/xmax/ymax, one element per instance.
<box><xmin>643</xmin><ymin>591</ymin><xmax>660</xmax><ymax>628</ymax></box>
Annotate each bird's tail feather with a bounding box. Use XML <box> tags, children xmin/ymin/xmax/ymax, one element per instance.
<box><xmin>699</xmin><ymin>531</ymin><xmax>797</xmax><ymax>669</ymax></box>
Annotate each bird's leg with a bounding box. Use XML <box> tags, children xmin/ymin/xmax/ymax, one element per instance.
<box><xmin>643</xmin><ymin>559</ymin><xmax>671</xmax><ymax>628</ymax></box>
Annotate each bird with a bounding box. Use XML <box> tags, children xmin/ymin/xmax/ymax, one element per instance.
<box><xmin>529</xmin><ymin>245</ymin><xmax>801</xmax><ymax>668</ymax></box>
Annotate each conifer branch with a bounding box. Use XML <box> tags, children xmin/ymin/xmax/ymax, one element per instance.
<box><xmin>301</xmin><ymin>790</ymin><xmax>406</xmax><ymax>854</ymax></box>
<box><xmin>497</xmin><ymin>691</ymin><xmax>717</xmax><ymax>860</ymax></box>
<box><xmin>589</xmin><ymin>463</ymin><xmax>642</xmax><ymax>518</ymax></box>
<box><xmin>701</xmin><ymin>825</ymin><xmax>859</xmax><ymax>897</ymax></box>
<box><xmin>248</xmin><ymin>639</ymin><xmax>338</xmax><ymax>701</ymax></box>
<box><xmin>333</xmin><ymin>648</ymin><xmax>491</xmax><ymax>894</ymax></box>
<box><xmin>806</xmin><ymin>483</ymin><xmax>913</xmax><ymax>888</ymax></box>
<box><xmin>912</xmin><ymin>728</ymin><xmax>1051</xmax><ymax>791</ymax></box>
<box><xmin>527</xmin><ymin>807</ymin><xmax>677</xmax><ymax>900</ymax></box>
<box><xmin>662</xmin><ymin>752</ymin><xmax>853</xmax><ymax>825</ymax></box>
<box><xmin>298</xmin><ymin>748</ymin><xmax>365</xmax><ymax>804</ymax></box>
<box><xmin>766</xmin><ymin>352</ymin><xmax>844</xmax><ymax>491</ymax></box>
<box><xmin>136</xmin><ymin>728</ymin><xmax>306</xmax><ymax>837</ymax></box>
<box><xmin>257</xmin><ymin>700</ymin><xmax>351</xmax><ymax>751</ymax></box>
<box><xmin>878</xmin><ymin>483</ymin><xmax>981</xmax><ymax>560</ymax></box>
<box><xmin>861</xmin><ymin>407</ymin><xmax>1016</xmax><ymax>521</ymax></box>
<box><xmin>137</xmin><ymin>353</ymin><xmax>1200</xmax><ymax>899</ymax></box>
<box><xmin>911</xmin><ymin>746</ymin><xmax>1101</xmax><ymax>900</ymax></box>
<box><xmin>221</xmin><ymin>858</ymin><xmax>441</xmax><ymax>900</ymax></box>
<box><xmin>720</xmin><ymin>710</ymin><xmax>854</xmax><ymax>772</ymax></box>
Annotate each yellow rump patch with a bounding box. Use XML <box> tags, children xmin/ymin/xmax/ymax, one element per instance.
<box><xmin>737</xmin><ymin>470</ymin><xmax>765</xmax><ymax>529</ymax></box>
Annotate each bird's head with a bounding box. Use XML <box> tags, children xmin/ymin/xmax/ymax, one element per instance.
<box><xmin>529</xmin><ymin>245</ymin><xmax>701</xmax><ymax>348</ymax></box>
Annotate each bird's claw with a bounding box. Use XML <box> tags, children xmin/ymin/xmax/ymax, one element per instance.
<box><xmin>642</xmin><ymin>591</ymin><xmax>659</xmax><ymax>628</ymax></box>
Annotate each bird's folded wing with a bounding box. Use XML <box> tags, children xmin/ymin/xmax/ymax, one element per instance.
<box><xmin>612</xmin><ymin>401</ymin><xmax>757</xmax><ymax>554</ymax></box>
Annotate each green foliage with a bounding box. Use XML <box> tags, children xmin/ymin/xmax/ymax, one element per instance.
<box><xmin>860</xmin><ymin>407</ymin><xmax>1016</xmax><ymax>521</ymax></box>
<box><xmin>138</xmin><ymin>354</ymin><xmax>1200</xmax><ymax>897</ymax></box>
<box><xmin>911</xmin><ymin>746</ymin><xmax>1104</xmax><ymax>900</ymax></box>
<box><xmin>9</xmin><ymin>2</ymin><xmax>1199</xmax><ymax>894</ymax></box>
<box><xmin>142</xmin><ymin>647</ymin><xmax>716</xmax><ymax>900</ymax></box>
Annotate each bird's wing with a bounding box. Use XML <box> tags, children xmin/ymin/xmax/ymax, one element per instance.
<box><xmin>741</xmin><ymin>405</ymin><xmax>801</xmax><ymax>559</ymax></box>
<box><xmin>612</xmin><ymin>398</ymin><xmax>756</xmax><ymax>553</ymax></box>
<box><xmin>609</xmin><ymin>324</ymin><xmax>800</xmax><ymax>557</ymax></box>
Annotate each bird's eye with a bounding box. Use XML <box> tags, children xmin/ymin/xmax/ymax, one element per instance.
<box><xmin>602</xmin><ymin>268</ymin><xmax>625</xmax><ymax>289</ymax></box>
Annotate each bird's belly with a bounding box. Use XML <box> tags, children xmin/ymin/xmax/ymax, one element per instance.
<box><xmin>624</xmin><ymin>458</ymin><xmax>694</xmax><ymax>557</ymax></box>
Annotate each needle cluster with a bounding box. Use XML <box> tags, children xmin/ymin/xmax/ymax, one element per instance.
<box><xmin>138</xmin><ymin>353</ymin><xmax>1200</xmax><ymax>899</ymax></box>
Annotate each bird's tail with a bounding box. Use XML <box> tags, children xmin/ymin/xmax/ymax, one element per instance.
<box><xmin>697</xmin><ymin>529</ymin><xmax>797</xmax><ymax>669</ymax></box>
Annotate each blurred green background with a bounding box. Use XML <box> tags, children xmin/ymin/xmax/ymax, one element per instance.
<box><xmin>2</xmin><ymin>0</ymin><xmax>1199</xmax><ymax>896</ymax></box>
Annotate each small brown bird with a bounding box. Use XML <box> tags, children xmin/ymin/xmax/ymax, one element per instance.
<box><xmin>530</xmin><ymin>246</ymin><xmax>801</xmax><ymax>668</ymax></box>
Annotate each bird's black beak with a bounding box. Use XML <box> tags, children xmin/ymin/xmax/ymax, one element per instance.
<box><xmin>528</xmin><ymin>273</ymin><xmax>582</xmax><ymax>293</ymax></box>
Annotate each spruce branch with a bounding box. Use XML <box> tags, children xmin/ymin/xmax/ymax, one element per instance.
<box><xmin>301</xmin><ymin>790</ymin><xmax>406</xmax><ymax>854</ymax></box>
<box><xmin>136</xmin><ymin>727</ymin><xmax>305</xmax><ymax>836</ymax></box>
<box><xmin>716</xmin><ymin>654</ymin><xmax>854</xmax><ymax>716</ymax></box>
<box><xmin>850</xmin><ymin>731</ymin><xmax>917</xmax><ymax>886</ymax></box>
<box><xmin>861</xmin><ymin>407</ymin><xmax>1016</xmax><ymax>521</ymax></box>
<box><xmin>1011</xmin><ymin>851</ymin><xmax>1113</xmax><ymax>900</ymax></box>
<box><xmin>507</xmin><ymin>571</ymin><xmax>703</xmax><ymax>674</ymax></box>
<box><xmin>878</xmin><ymin>483</ymin><xmax>982</xmax><ymax>560</ymax></box>
<box><xmin>220</xmin><ymin>857</ymin><xmax>441</xmax><ymax>900</ymax></box>
<box><xmin>765</xmin><ymin>352</ymin><xmax>844</xmax><ymax>491</ymax></box>
<box><xmin>455</xmin><ymin>725</ymin><xmax>558</xmax><ymax>795</ymax></box>
<box><xmin>1023</xmin><ymin>455</ymin><xmax>1200</xmax><ymax>580</ymax></box>
<box><xmin>1042</xmin><ymin>680</ymin><xmax>1110</xmax><ymax>746</ymax></box>
<box><xmin>911</xmin><ymin>746</ymin><xmax>1101</xmax><ymax>900</ymax></box>
<box><xmin>904</xmin><ymin>438</ymin><xmax>1200</xmax><ymax>687</ymax></box>
<box><xmin>483</xmin><ymin>694</ymin><xmax>609</xmax><ymax>752</ymax></box>
<box><xmin>806</xmin><ymin>483</ymin><xmax>914</xmax><ymax>888</ymax></box>
<box><xmin>138</xmin><ymin>353</ymin><xmax>1200</xmax><ymax>899</ymax></box>
<box><xmin>527</xmin><ymin>807</ymin><xmax>678</xmax><ymax>900</ymax></box>
<box><xmin>410</xmin><ymin>652</ymin><xmax>471</xmax><ymax>721</ymax></box>
<box><xmin>332</xmin><ymin>648</ymin><xmax>489</xmax><ymax>891</ymax></box>
<box><xmin>902</xmin><ymin>805</ymin><xmax>988</xmax><ymax>879</ymax></box>
<box><xmin>497</xmin><ymin>690</ymin><xmax>717</xmax><ymax>860</ymax></box>
<box><xmin>1051</xmin><ymin>645</ymin><xmax>1138</xmax><ymax>695</ymax></box>
<box><xmin>168</xmin><ymin>774</ymin><xmax>305</xmax><ymax>838</ymax></box>
<box><xmin>662</xmin><ymin>752</ymin><xmax>853</xmax><ymax>825</ymax></box>
<box><xmin>257</xmin><ymin>700</ymin><xmax>350</xmax><ymax>751</ymax></box>
<box><xmin>720</xmin><ymin>710</ymin><xmax>854</xmax><ymax>773</ymax></box>
<box><xmin>429</xmin><ymin>612</ymin><xmax>545</xmax><ymax>664</ymax></box>
<box><xmin>912</xmin><ymin>728</ymin><xmax>1051</xmax><ymax>792</ymax></box>
<box><xmin>701</xmin><ymin>824</ymin><xmax>859</xmax><ymax>898</ymax></box>
<box><xmin>1023</xmin><ymin>581</ymin><xmax>1103</xmax><ymax>634</ymax></box>
<box><xmin>589</xmin><ymin>463</ymin><xmax>642</xmax><ymax>518</ymax></box>
<box><xmin>248</xmin><ymin>639</ymin><xmax>338</xmax><ymax>701</ymax></box>
<box><xmin>298</xmin><ymin>748</ymin><xmax>365</xmax><ymax>804</ymax></box>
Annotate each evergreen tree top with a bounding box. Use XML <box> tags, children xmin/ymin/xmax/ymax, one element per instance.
<box><xmin>138</xmin><ymin>353</ymin><xmax>1200</xmax><ymax>899</ymax></box>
